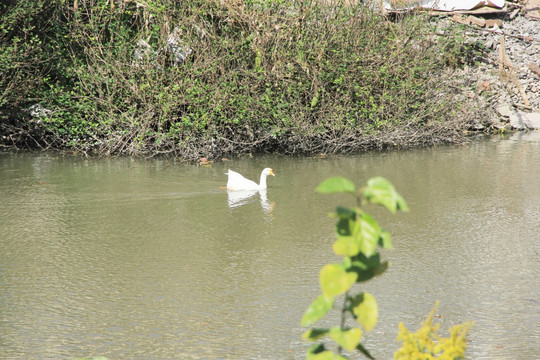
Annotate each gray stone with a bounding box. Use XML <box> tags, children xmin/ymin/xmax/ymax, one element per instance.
<box><xmin>496</xmin><ymin>104</ymin><xmax>513</xmax><ymax>117</ymax></box>
<box><xmin>509</xmin><ymin>112</ymin><xmax>540</xmax><ymax>130</ymax></box>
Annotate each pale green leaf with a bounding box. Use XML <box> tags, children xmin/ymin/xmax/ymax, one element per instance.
<box><xmin>363</xmin><ymin>177</ymin><xmax>408</xmax><ymax>213</ymax></box>
<box><xmin>333</xmin><ymin>235</ymin><xmax>360</xmax><ymax>257</ymax></box>
<box><xmin>342</xmin><ymin>256</ymin><xmax>352</xmax><ymax>269</ymax></box>
<box><xmin>320</xmin><ymin>264</ymin><xmax>357</xmax><ymax>297</ymax></box>
<box><xmin>356</xmin><ymin>213</ymin><xmax>381</xmax><ymax>257</ymax></box>
<box><xmin>316</xmin><ymin>177</ymin><xmax>356</xmax><ymax>194</ymax></box>
<box><xmin>329</xmin><ymin>327</ymin><xmax>363</xmax><ymax>351</ymax></box>
<box><xmin>301</xmin><ymin>295</ymin><xmax>334</xmax><ymax>326</ymax></box>
<box><xmin>352</xmin><ymin>292</ymin><xmax>378</xmax><ymax>332</ymax></box>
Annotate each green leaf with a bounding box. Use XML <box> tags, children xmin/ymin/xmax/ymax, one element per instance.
<box><xmin>301</xmin><ymin>295</ymin><xmax>334</xmax><ymax>326</ymax></box>
<box><xmin>311</xmin><ymin>90</ymin><xmax>320</xmax><ymax>108</ymax></box>
<box><xmin>334</xmin><ymin>213</ymin><xmax>385</xmax><ymax>260</ymax></box>
<box><xmin>363</xmin><ymin>177</ymin><xmax>409</xmax><ymax>213</ymax></box>
<box><xmin>302</xmin><ymin>328</ymin><xmax>330</xmax><ymax>341</ymax></box>
<box><xmin>378</xmin><ymin>230</ymin><xmax>392</xmax><ymax>249</ymax></box>
<box><xmin>372</xmin><ymin>261</ymin><xmax>389</xmax><ymax>277</ymax></box>
<box><xmin>342</xmin><ymin>256</ymin><xmax>352</xmax><ymax>269</ymax></box>
<box><xmin>320</xmin><ymin>264</ymin><xmax>357</xmax><ymax>297</ymax></box>
<box><xmin>351</xmin><ymin>292</ymin><xmax>378</xmax><ymax>332</ymax></box>
<box><xmin>329</xmin><ymin>327</ymin><xmax>362</xmax><ymax>351</ymax></box>
<box><xmin>356</xmin><ymin>213</ymin><xmax>381</xmax><ymax>257</ymax></box>
<box><xmin>308</xmin><ymin>343</ymin><xmax>326</xmax><ymax>355</ymax></box>
<box><xmin>335</xmin><ymin>217</ymin><xmax>354</xmax><ymax>237</ymax></box>
<box><xmin>333</xmin><ymin>234</ymin><xmax>360</xmax><ymax>257</ymax></box>
<box><xmin>350</xmin><ymin>253</ymin><xmax>389</xmax><ymax>282</ymax></box>
<box><xmin>316</xmin><ymin>177</ymin><xmax>356</xmax><ymax>194</ymax></box>
<box><xmin>307</xmin><ymin>350</ymin><xmax>342</xmax><ymax>360</ymax></box>
<box><xmin>335</xmin><ymin>206</ymin><xmax>356</xmax><ymax>220</ymax></box>
<box><xmin>307</xmin><ymin>344</ymin><xmax>348</xmax><ymax>360</ymax></box>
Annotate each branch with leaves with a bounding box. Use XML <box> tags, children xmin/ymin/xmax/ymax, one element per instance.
<box><xmin>302</xmin><ymin>176</ymin><xmax>408</xmax><ymax>359</ymax></box>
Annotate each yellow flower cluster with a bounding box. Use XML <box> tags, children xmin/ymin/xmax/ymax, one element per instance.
<box><xmin>394</xmin><ymin>302</ymin><xmax>473</xmax><ymax>360</ymax></box>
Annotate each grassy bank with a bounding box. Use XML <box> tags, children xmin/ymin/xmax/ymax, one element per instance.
<box><xmin>0</xmin><ymin>0</ymin><xmax>483</xmax><ymax>160</ymax></box>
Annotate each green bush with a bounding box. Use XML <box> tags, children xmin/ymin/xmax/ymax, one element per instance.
<box><xmin>1</xmin><ymin>1</ymin><xmax>477</xmax><ymax>157</ymax></box>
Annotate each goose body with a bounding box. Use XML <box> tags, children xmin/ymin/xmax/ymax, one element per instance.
<box><xmin>226</xmin><ymin>168</ymin><xmax>275</xmax><ymax>191</ymax></box>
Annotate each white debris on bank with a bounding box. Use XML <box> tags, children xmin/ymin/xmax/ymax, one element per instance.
<box><xmin>384</xmin><ymin>0</ymin><xmax>505</xmax><ymax>12</ymax></box>
<box><xmin>498</xmin><ymin>105</ymin><xmax>540</xmax><ymax>129</ymax></box>
<box><xmin>133</xmin><ymin>26</ymin><xmax>193</xmax><ymax>69</ymax></box>
<box><xmin>26</xmin><ymin>104</ymin><xmax>53</xmax><ymax>118</ymax></box>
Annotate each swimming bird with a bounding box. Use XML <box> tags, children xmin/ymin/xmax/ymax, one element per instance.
<box><xmin>225</xmin><ymin>168</ymin><xmax>275</xmax><ymax>191</ymax></box>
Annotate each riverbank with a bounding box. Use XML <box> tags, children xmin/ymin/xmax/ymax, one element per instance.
<box><xmin>0</xmin><ymin>1</ymin><xmax>538</xmax><ymax>160</ymax></box>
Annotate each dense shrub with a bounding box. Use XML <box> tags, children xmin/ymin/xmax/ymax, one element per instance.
<box><xmin>0</xmin><ymin>1</ymin><xmax>475</xmax><ymax>159</ymax></box>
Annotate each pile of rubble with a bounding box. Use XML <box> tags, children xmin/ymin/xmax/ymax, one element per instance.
<box><xmin>434</xmin><ymin>0</ymin><xmax>540</xmax><ymax>130</ymax></box>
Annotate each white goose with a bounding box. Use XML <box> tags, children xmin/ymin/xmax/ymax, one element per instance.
<box><xmin>225</xmin><ymin>168</ymin><xmax>275</xmax><ymax>191</ymax></box>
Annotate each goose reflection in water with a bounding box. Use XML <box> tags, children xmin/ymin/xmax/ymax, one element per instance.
<box><xmin>227</xmin><ymin>189</ymin><xmax>274</xmax><ymax>213</ymax></box>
